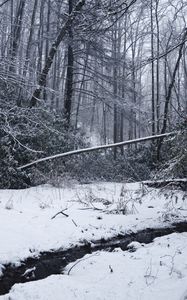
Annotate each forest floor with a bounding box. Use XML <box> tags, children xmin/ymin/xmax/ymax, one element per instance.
<box><xmin>0</xmin><ymin>181</ymin><xmax>187</xmax><ymax>299</ymax></box>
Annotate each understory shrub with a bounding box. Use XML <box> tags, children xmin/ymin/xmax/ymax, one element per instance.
<box><xmin>0</xmin><ymin>104</ymin><xmax>86</xmax><ymax>188</ymax></box>
<box><xmin>0</xmin><ymin>100</ymin><xmax>185</xmax><ymax>188</ymax></box>
<box><xmin>48</xmin><ymin>146</ymin><xmax>153</xmax><ymax>184</ymax></box>
<box><xmin>154</xmin><ymin>122</ymin><xmax>187</xmax><ymax>180</ymax></box>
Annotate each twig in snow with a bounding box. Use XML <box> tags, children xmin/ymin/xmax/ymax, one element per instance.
<box><xmin>51</xmin><ymin>209</ymin><xmax>69</xmax><ymax>219</ymax></box>
<box><xmin>51</xmin><ymin>209</ymin><xmax>78</xmax><ymax>227</ymax></box>
<box><xmin>109</xmin><ymin>265</ymin><xmax>113</xmax><ymax>273</ymax></box>
<box><xmin>160</xmin><ymin>250</ymin><xmax>182</xmax><ymax>276</ymax></box>
<box><xmin>67</xmin><ymin>253</ymin><xmax>99</xmax><ymax>275</ymax></box>
<box><xmin>144</xmin><ymin>259</ymin><xmax>158</xmax><ymax>285</ymax></box>
<box><xmin>71</xmin><ymin>218</ymin><xmax>78</xmax><ymax>227</ymax></box>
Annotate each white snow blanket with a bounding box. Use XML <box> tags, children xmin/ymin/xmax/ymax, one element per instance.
<box><xmin>0</xmin><ymin>181</ymin><xmax>186</xmax><ymax>299</ymax></box>
<box><xmin>1</xmin><ymin>232</ymin><xmax>187</xmax><ymax>300</ymax></box>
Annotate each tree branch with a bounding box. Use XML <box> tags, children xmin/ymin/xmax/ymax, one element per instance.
<box><xmin>51</xmin><ymin>209</ymin><xmax>69</xmax><ymax>219</ymax></box>
<box><xmin>18</xmin><ymin>132</ymin><xmax>175</xmax><ymax>170</ymax></box>
<box><xmin>0</xmin><ymin>0</ymin><xmax>10</xmax><ymax>8</ymax></box>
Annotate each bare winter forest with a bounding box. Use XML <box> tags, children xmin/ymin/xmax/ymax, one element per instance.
<box><xmin>0</xmin><ymin>0</ymin><xmax>186</xmax><ymax>187</ymax></box>
<box><xmin>0</xmin><ymin>1</ymin><xmax>187</xmax><ymax>299</ymax></box>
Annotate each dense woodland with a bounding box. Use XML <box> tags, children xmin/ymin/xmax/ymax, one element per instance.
<box><xmin>0</xmin><ymin>0</ymin><xmax>186</xmax><ymax>188</ymax></box>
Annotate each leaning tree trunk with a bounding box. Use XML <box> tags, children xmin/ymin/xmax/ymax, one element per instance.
<box><xmin>18</xmin><ymin>132</ymin><xmax>175</xmax><ymax>170</ymax></box>
<box><xmin>157</xmin><ymin>28</ymin><xmax>187</xmax><ymax>159</ymax></box>
<box><xmin>30</xmin><ymin>0</ymin><xmax>85</xmax><ymax>108</ymax></box>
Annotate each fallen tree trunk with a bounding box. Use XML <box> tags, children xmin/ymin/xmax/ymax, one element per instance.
<box><xmin>144</xmin><ymin>179</ymin><xmax>187</xmax><ymax>191</ymax></box>
<box><xmin>18</xmin><ymin>132</ymin><xmax>175</xmax><ymax>170</ymax></box>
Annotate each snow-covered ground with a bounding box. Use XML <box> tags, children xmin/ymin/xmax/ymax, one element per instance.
<box><xmin>1</xmin><ymin>232</ymin><xmax>187</xmax><ymax>300</ymax></box>
<box><xmin>0</xmin><ymin>181</ymin><xmax>186</xmax><ymax>299</ymax></box>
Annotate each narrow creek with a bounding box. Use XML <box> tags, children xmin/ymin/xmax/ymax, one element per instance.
<box><xmin>0</xmin><ymin>221</ymin><xmax>187</xmax><ymax>296</ymax></box>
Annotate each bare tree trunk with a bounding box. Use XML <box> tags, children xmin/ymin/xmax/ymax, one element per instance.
<box><xmin>51</xmin><ymin>51</ymin><xmax>57</xmax><ymax>110</ymax></box>
<box><xmin>75</xmin><ymin>50</ymin><xmax>89</xmax><ymax>130</ymax></box>
<box><xmin>120</xmin><ymin>14</ymin><xmax>127</xmax><ymax>155</ymax></box>
<box><xmin>157</xmin><ymin>28</ymin><xmax>187</xmax><ymax>158</ymax></box>
<box><xmin>8</xmin><ymin>0</ymin><xmax>26</xmax><ymax>74</ymax></box>
<box><xmin>37</xmin><ymin>0</ymin><xmax>45</xmax><ymax>75</ymax></box>
<box><xmin>16</xmin><ymin>0</ymin><xmax>38</xmax><ymax>106</ymax></box>
<box><xmin>103</xmin><ymin>103</ymin><xmax>107</xmax><ymax>145</ymax></box>
<box><xmin>113</xmin><ymin>70</ymin><xmax>118</xmax><ymax>159</ymax></box>
<box><xmin>113</xmin><ymin>23</ymin><xmax>118</xmax><ymax>159</ymax></box>
<box><xmin>58</xmin><ymin>51</ymin><xmax>67</xmax><ymax>110</ymax></box>
<box><xmin>30</xmin><ymin>0</ymin><xmax>85</xmax><ymax>108</ymax></box>
<box><xmin>155</xmin><ymin>0</ymin><xmax>160</xmax><ymax>134</ymax></box>
<box><xmin>183</xmin><ymin>46</ymin><xmax>187</xmax><ymax>115</ymax></box>
<box><xmin>23</xmin><ymin>0</ymin><xmax>38</xmax><ymax>78</ymax></box>
<box><xmin>120</xmin><ymin>111</ymin><xmax>124</xmax><ymax>154</ymax></box>
<box><xmin>90</xmin><ymin>98</ymin><xmax>96</xmax><ymax>132</ymax></box>
<box><xmin>150</xmin><ymin>0</ymin><xmax>155</xmax><ymax>135</ymax></box>
<box><xmin>43</xmin><ymin>0</ymin><xmax>51</xmax><ymax>102</ymax></box>
<box><xmin>63</xmin><ymin>0</ymin><xmax>74</xmax><ymax>127</ymax></box>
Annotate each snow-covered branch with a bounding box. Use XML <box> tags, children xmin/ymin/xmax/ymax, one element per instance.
<box><xmin>18</xmin><ymin>132</ymin><xmax>175</xmax><ymax>170</ymax></box>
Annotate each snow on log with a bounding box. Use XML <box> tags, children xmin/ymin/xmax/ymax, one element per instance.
<box><xmin>18</xmin><ymin>132</ymin><xmax>175</xmax><ymax>170</ymax></box>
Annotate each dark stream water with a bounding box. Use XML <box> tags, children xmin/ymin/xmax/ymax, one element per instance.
<box><xmin>0</xmin><ymin>221</ymin><xmax>187</xmax><ymax>296</ymax></box>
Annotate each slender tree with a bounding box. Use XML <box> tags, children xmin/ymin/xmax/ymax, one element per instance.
<box><xmin>30</xmin><ymin>0</ymin><xmax>85</xmax><ymax>108</ymax></box>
